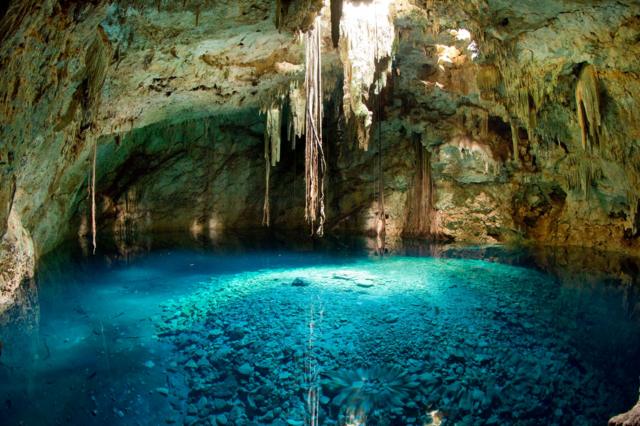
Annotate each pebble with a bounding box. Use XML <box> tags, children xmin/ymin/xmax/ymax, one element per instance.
<box><xmin>197</xmin><ymin>396</ymin><xmax>208</xmax><ymax>411</ymax></box>
<box><xmin>383</xmin><ymin>314</ymin><xmax>399</xmax><ymax>323</ymax></box>
<box><xmin>278</xmin><ymin>371</ymin><xmax>291</xmax><ymax>380</ymax></box>
<box><xmin>236</xmin><ymin>363</ymin><xmax>253</xmax><ymax>376</ymax></box>
<box><xmin>213</xmin><ymin>398</ymin><xmax>227</xmax><ymax>410</ymax></box>
<box><xmin>154</xmin><ymin>263</ymin><xmax>623</xmax><ymax>425</ymax></box>
<box><xmin>197</xmin><ymin>357</ymin><xmax>211</xmax><ymax>369</ymax></box>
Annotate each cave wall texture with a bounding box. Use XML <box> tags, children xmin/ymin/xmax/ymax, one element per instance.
<box><xmin>1</xmin><ymin>0</ymin><xmax>640</xmax><ymax>315</ymax></box>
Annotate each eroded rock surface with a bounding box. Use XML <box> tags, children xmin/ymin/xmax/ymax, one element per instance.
<box><xmin>610</xmin><ymin>400</ymin><xmax>640</xmax><ymax>426</ymax></box>
<box><xmin>1</xmin><ymin>0</ymin><xmax>640</xmax><ymax>312</ymax></box>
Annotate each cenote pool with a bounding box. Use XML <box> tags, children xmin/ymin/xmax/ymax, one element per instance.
<box><xmin>1</xmin><ymin>235</ymin><xmax>639</xmax><ymax>426</ymax></box>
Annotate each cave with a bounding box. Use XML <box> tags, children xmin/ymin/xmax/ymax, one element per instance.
<box><xmin>1</xmin><ymin>1</ymin><xmax>640</xmax><ymax>425</ymax></box>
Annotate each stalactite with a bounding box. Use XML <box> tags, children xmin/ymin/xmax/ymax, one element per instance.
<box><xmin>479</xmin><ymin>110</ymin><xmax>489</xmax><ymax>140</ymax></box>
<box><xmin>91</xmin><ymin>140</ymin><xmax>97</xmax><ymax>255</ymax></box>
<box><xmin>304</xmin><ymin>16</ymin><xmax>325</xmax><ymax>236</ymax></box>
<box><xmin>476</xmin><ymin>64</ymin><xmax>500</xmax><ymax>100</ymax></box>
<box><xmin>275</xmin><ymin>0</ymin><xmax>289</xmax><ymax>30</ymax></box>
<box><xmin>339</xmin><ymin>0</ymin><xmax>394</xmax><ymax>151</ymax></box>
<box><xmin>510</xmin><ymin>119</ymin><xmax>520</xmax><ymax>163</ymax></box>
<box><xmin>564</xmin><ymin>153</ymin><xmax>603</xmax><ymax>197</ymax></box>
<box><xmin>262</xmin><ymin>105</ymin><xmax>282</xmax><ymax>227</ymax></box>
<box><xmin>576</xmin><ymin>64</ymin><xmax>601</xmax><ymax>151</ymax></box>
<box><xmin>512</xmin><ymin>86</ymin><xmax>536</xmax><ymax>141</ymax></box>
<box><xmin>288</xmin><ymin>83</ymin><xmax>306</xmax><ymax>149</ymax></box>
<box><xmin>86</xmin><ymin>28</ymin><xmax>111</xmax><ymax>115</ymax></box>
<box><xmin>330</xmin><ymin>0</ymin><xmax>343</xmax><ymax>48</ymax></box>
<box><xmin>628</xmin><ymin>193</ymin><xmax>639</xmax><ymax>236</ymax></box>
<box><xmin>499</xmin><ymin>63</ymin><xmax>554</xmax><ymax>145</ymax></box>
<box><xmin>266</xmin><ymin>107</ymin><xmax>281</xmax><ymax>167</ymax></box>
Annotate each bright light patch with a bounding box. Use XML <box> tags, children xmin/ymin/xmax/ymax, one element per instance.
<box><xmin>421</xmin><ymin>80</ymin><xmax>445</xmax><ymax>90</ymax></box>
<box><xmin>467</xmin><ymin>40</ymin><xmax>480</xmax><ymax>60</ymax></box>
<box><xmin>339</xmin><ymin>0</ymin><xmax>395</xmax><ymax>150</ymax></box>
<box><xmin>446</xmin><ymin>28</ymin><xmax>480</xmax><ymax>62</ymax></box>
<box><xmin>426</xmin><ymin>410</ymin><xmax>444</xmax><ymax>426</ymax></box>
<box><xmin>340</xmin><ymin>0</ymin><xmax>394</xmax><ymax>90</ymax></box>
<box><xmin>450</xmin><ymin>28</ymin><xmax>471</xmax><ymax>41</ymax></box>
<box><xmin>436</xmin><ymin>44</ymin><xmax>461</xmax><ymax>67</ymax></box>
<box><xmin>208</xmin><ymin>214</ymin><xmax>222</xmax><ymax>239</ymax></box>
<box><xmin>190</xmin><ymin>219</ymin><xmax>203</xmax><ymax>237</ymax></box>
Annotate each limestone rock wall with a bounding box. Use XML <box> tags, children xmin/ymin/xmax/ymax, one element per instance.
<box><xmin>384</xmin><ymin>0</ymin><xmax>640</xmax><ymax>250</ymax></box>
<box><xmin>1</xmin><ymin>0</ymin><xmax>640</xmax><ymax>314</ymax></box>
<box><xmin>0</xmin><ymin>0</ymin><xmax>322</xmax><ymax>316</ymax></box>
<box><xmin>0</xmin><ymin>209</ymin><xmax>36</xmax><ymax>325</ymax></box>
<box><xmin>89</xmin><ymin>112</ymin><xmax>306</xmax><ymax>241</ymax></box>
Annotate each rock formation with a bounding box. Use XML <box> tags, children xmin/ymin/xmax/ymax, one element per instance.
<box><xmin>2</xmin><ymin>0</ymin><xmax>640</xmax><ymax>420</ymax></box>
<box><xmin>1</xmin><ymin>0</ymin><xmax>639</xmax><ymax>357</ymax></box>
<box><xmin>609</xmin><ymin>399</ymin><xmax>640</xmax><ymax>426</ymax></box>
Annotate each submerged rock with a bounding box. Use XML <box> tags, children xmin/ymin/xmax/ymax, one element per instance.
<box><xmin>356</xmin><ymin>283</ymin><xmax>374</xmax><ymax>288</ymax></box>
<box><xmin>212</xmin><ymin>398</ymin><xmax>228</xmax><ymax>411</ymax></box>
<box><xmin>291</xmin><ymin>278</ymin><xmax>310</xmax><ymax>287</ymax></box>
<box><xmin>236</xmin><ymin>363</ymin><xmax>254</xmax><ymax>376</ymax></box>
<box><xmin>609</xmin><ymin>401</ymin><xmax>640</xmax><ymax>426</ymax></box>
<box><xmin>382</xmin><ymin>313</ymin><xmax>399</xmax><ymax>323</ymax></box>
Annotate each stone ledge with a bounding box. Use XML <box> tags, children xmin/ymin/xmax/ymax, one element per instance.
<box><xmin>610</xmin><ymin>401</ymin><xmax>640</xmax><ymax>426</ymax></box>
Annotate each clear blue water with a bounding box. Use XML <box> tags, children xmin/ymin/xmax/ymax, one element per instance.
<box><xmin>1</xmin><ymin>235</ymin><xmax>639</xmax><ymax>425</ymax></box>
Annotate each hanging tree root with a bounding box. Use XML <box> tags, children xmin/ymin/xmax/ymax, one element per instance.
<box><xmin>304</xmin><ymin>16</ymin><xmax>325</xmax><ymax>237</ymax></box>
<box><xmin>91</xmin><ymin>140</ymin><xmax>97</xmax><ymax>254</ymax></box>
<box><xmin>262</xmin><ymin>105</ymin><xmax>282</xmax><ymax>227</ymax></box>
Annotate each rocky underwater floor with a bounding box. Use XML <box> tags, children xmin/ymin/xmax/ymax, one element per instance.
<box><xmin>0</xmin><ymin>236</ymin><xmax>639</xmax><ymax>426</ymax></box>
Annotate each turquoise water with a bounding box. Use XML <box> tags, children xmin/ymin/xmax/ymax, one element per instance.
<box><xmin>1</xmin><ymin>236</ymin><xmax>639</xmax><ymax>425</ymax></box>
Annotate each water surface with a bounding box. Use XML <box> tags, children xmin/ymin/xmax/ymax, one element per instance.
<box><xmin>1</xmin><ymin>234</ymin><xmax>639</xmax><ymax>425</ymax></box>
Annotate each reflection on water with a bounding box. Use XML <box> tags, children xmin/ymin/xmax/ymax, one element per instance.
<box><xmin>0</xmin><ymin>232</ymin><xmax>639</xmax><ymax>425</ymax></box>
